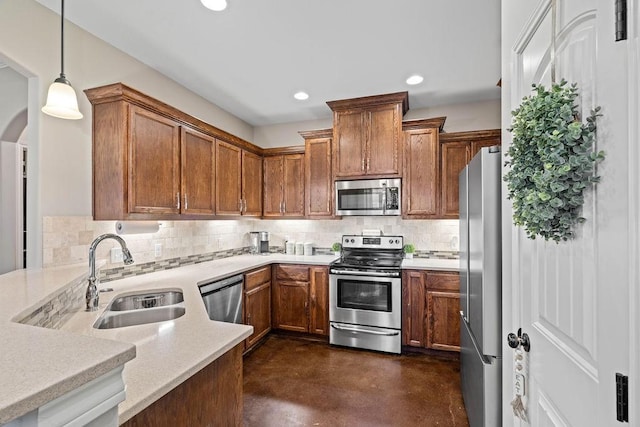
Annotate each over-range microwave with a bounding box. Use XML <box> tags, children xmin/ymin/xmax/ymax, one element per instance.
<box><xmin>335</xmin><ymin>178</ymin><xmax>401</xmax><ymax>216</ymax></box>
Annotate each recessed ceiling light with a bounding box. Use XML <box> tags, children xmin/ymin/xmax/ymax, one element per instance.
<box><xmin>201</xmin><ymin>0</ymin><xmax>227</xmax><ymax>11</ymax></box>
<box><xmin>294</xmin><ymin>91</ymin><xmax>309</xmax><ymax>101</ymax></box>
<box><xmin>406</xmin><ymin>75</ymin><xmax>424</xmax><ymax>85</ymax></box>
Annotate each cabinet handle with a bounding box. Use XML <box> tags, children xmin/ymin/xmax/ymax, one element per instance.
<box><xmin>239</xmin><ymin>199</ymin><xmax>242</xmax><ymax>212</ymax></box>
<box><xmin>247</xmin><ymin>312</ymin><xmax>252</xmax><ymax>323</ymax></box>
<box><xmin>242</xmin><ymin>199</ymin><xmax>246</xmax><ymax>213</ymax></box>
<box><xmin>361</xmin><ymin>158</ymin><xmax>365</xmax><ymax>171</ymax></box>
<box><xmin>184</xmin><ymin>193</ymin><xmax>188</xmax><ymax>210</ymax></box>
<box><xmin>176</xmin><ymin>192</ymin><xmax>180</xmax><ymax>210</ymax></box>
<box><xmin>366</xmin><ymin>157</ymin><xmax>370</xmax><ymax>171</ymax></box>
<box><xmin>282</xmin><ymin>201</ymin><xmax>286</xmax><ymax>214</ymax></box>
<box><xmin>304</xmin><ymin>300</ymin><xmax>309</xmax><ymax>315</ymax></box>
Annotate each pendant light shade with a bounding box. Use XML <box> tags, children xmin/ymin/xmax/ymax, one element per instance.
<box><xmin>42</xmin><ymin>0</ymin><xmax>83</xmax><ymax>120</ymax></box>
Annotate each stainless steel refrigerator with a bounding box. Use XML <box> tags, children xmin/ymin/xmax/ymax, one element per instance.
<box><xmin>459</xmin><ymin>146</ymin><xmax>502</xmax><ymax>427</ymax></box>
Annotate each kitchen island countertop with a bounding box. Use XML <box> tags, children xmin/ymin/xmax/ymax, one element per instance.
<box><xmin>1</xmin><ymin>252</ymin><xmax>458</xmax><ymax>425</ymax></box>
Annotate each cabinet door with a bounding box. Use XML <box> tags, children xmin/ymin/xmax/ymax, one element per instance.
<box><xmin>440</xmin><ymin>141</ymin><xmax>470</xmax><ymax>218</ymax></box>
<box><xmin>426</xmin><ymin>291</ymin><xmax>461</xmax><ymax>352</ymax></box>
<box><xmin>305</xmin><ymin>137</ymin><xmax>333</xmax><ymax>217</ymax></box>
<box><xmin>262</xmin><ymin>156</ymin><xmax>283</xmax><ymax>217</ymax></box>
<box><xmin>245</xmin><ymin>282</ymin><xmax>271</xmax><ymax>349</ymax></box>
<box><xmin>282</xmin><ymin>154</ymin><xmax>305</xmax><ymax>217</ymax></box>
<box><xmin>272</xmin><ymin>280</ymin><xmax>309</xmax><ymax>333</ymax></box>
<box><xmin>242</xmin><ymin>151</ymin><xmax>263</xmax><ymax>216</ymax></box>
<box><xmin>309</xmin><ymin>266</ymin><xmax>329</xmax><ymax>336</ymax></box>
<box><xmin>403</xmin><ymin>128</ymin><xmax>439</xmax><ymax>218</ymax></box>
<box><xmin>215</xmin><ymin>140</ymin><xmax>242</xmax><ymax>215</ymax></box>
<box><xmin>129</xmin><ymin>105</ymin><xmax>180</xmax><ymax>214</ymax></box>
<box><xmin>181</xmin><ymin>127</ymin><xmax>215</xmax><ymax>215</ymax></box>
<box><xmin>366</xmin><ymin>105</ymin><xmax>402</xmax><ymax>176</ymax></box>
<box><xmin>426</xmin><ymin>271</ymin><xmax>460</xmax><ymax>352</ymax></box>
<box><xmin>333</xmin><ymin>111</ymin><xmax>365</xmax><ymax>177</ymax></box>
<box><xmin>402</xmin><ymin>270</ymin><xmax>426</xmax><ymax>347</ymax></box>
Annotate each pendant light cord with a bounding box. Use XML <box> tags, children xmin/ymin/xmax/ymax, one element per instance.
<box><xmin>60</xmin><ymin>0</ymin><xmax>65</xmax><ymax>78</ymax></box>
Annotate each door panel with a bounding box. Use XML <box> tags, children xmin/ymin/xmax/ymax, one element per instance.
<box><xmin>504</xmin><ymin>0</ymin><xmax>631</xmax><ymax>425</ymax></box>
<box><xmin>129</xmin><ymin>106</ymin><xmax>180</xmax><ymax>214</ymax></box>
<box><xmin>282</xmin><ymin>154</ymin><xmax>304</xmax><ymax>217</ymax></box>
<box><xmin>262</xmin><ymin>156</ymin><xmax>283</xmax><ymax>217</ymax></box>
<box><xmin>181</xmin><ymin>127</ymin><xmax>215</xmax><ymax>215</ymax></box>
<box><xmin>215</xmin><ymin>141</ymin><xmax>242</xmax><ymax>215</ymax></box>
<box><xmin>333</xmin><ymin>111</ymin><xmax>364</xmax><ymax>177</ymax></box>
<box><xmin>367</xmin><ymin>105</ymin><xmax>401</xmax><ymax>175</ymax></box>
<box><xmin>242</xmin><ymin>151</ymin><xmax>263</xmax><ymax>216</ymax></box>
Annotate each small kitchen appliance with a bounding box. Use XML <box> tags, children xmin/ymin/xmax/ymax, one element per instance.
<box><xmin>259</xmin><ymin>231</ymin><xmax>269</xmax><ymax>254</ymax></box>
<box><xmin>249</xmin><ymin>232</ymin><xmax>260</xmax><ymax>254</ymax></box>
<box><xmin>249</xmin><ymin>231</ymin><xmax>270</xmax><ymax>254</ymax></box>
<box><xmin>335</xmin><ymin>178</ymin><xmax>401</xmax><ymax>216</ymax></box>
<box><xmin>329</xmin><ymin>234</ymin><xmax>404</xmax><ymax>354</ymax></box>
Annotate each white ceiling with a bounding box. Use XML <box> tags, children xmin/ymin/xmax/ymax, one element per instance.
<box><xmin>35</xmin><ymin>0</ymin><xmax>501</xmax><ymax>127</ymax></box>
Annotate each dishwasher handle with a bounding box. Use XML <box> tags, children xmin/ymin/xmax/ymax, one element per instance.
<box><xmin>199</xmin><ymin>274</ymin><xmax>244</xmax><ymax>296</ymax></box>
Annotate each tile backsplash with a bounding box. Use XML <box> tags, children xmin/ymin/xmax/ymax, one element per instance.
<box><xmin>42</xmin><ymin>216</ymin><xmax>459</xmax><ymax>269</ymax></box>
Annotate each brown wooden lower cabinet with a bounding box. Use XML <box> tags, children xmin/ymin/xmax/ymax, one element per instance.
<box><xmin>272</xmin><ymin>264</ymin><xmax>329</xmax><ymax>336</ymax></box>
<box><xmin>244</xmin><ymin>266</ymin><xmax>272</xmax><ymax>351</ymax></box>
<box><xmin>121</xmin><ymin>343</ymin><xmax>243</xmax><ymax>427</ymax></box>
<box><xmin>402</xmin><ymin>269</ymin><xmax>460</xmax><ymax>352</ymax></box>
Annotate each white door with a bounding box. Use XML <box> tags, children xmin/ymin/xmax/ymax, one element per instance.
<box><xmin>502</xmin><ymin>0</ymin><xmax>635</xmax><ymax>425</ymax></box>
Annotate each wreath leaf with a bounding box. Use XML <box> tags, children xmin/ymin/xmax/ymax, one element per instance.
<box><xmin>504</xmin><ymin>80</ymin><xmax>605</xmax><ymax>242</ymax></box>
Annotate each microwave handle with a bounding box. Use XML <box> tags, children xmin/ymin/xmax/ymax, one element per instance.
<box><xmin>382</xmin><ymin>182</ymin><xmax>387</xmax><ymax>215</ymax></box>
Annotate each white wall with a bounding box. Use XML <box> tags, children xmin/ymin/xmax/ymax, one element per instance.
<box><xmin>0</xmin><ymin>66</ymin><xmax>27</xmax><ymax>141</ymax></box>
<box><xmin>253</xmin><ymin>98</ymin><xmax>501</xmax><ymax>148</ymax></box>
<box><xmin>0</xmin><ymin>0</ymin><xmax>253</xmax><ymax>217</ymax></box>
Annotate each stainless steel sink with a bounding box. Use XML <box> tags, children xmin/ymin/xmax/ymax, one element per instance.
<box><xmin>106</xmin><ymin>289</ymin><xmax>184</xmax><ymax>311</ymax></box>
<box><xmin>93</xmin><ymin>306</ymin><xmax>186</xmax><ymax>329</ymax></box>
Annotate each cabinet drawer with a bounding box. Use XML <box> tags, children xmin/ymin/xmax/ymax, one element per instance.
<box><xmin>275</xmin><ymin>265</ymin><xmax>310</xmax><ymax>282</ymax></box>
<box><xmin>245</xmin><ymin>266</ymin><xmax>271</xmax><ymax>291</ymax></box>
<box><xmin>426</xmin><ymin>271</ymin><xmax>459</xmax><ymax>291</ymax></box>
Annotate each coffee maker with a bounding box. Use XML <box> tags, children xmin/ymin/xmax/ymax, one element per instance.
<box><xmin>259</xmin><ymin>231</ymin><xmax>269</xmax><ymax>254</ymax></box>
<box><xmin>249</xmin><ymin>231</ymin><xmax>270</xmax><ymax>254</ymax></box>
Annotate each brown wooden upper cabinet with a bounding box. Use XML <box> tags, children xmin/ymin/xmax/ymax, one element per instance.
<box><xmin>401</xmin><ymin>118</ymin><xmax>446</xmax><ymax>219</ymax></box>
<box><xmin>85</xmin><ymin>83</ymin><xmax>263</xmax><ymax>220</ymax></box>
<box><xmin>215</xmin><ymin>140</ymin><xmax>262</xmax><ymax>217</ymax></box>
<box><xmin>439</xmin><ymin>129</ymin><xmax>501</xmax><ymax>218</ymax></box>
<box><xmin>300</xmin><ymin>129</ymin><xmax>333</xmax><ymax>218</ymax></box>
<box><xmin>263</xmin><ymin>151</ymin><xmax>305</xmax><ymax>218</ymax></box>
<box><xmin>181</xmin><ymin>126</ymin><xmax>216</xmax><ymax>216</ymax></box>
<box><xmin>327</xmin><ymin>92</ymin><xmax>408</xmax><ymax>179</ymax></box>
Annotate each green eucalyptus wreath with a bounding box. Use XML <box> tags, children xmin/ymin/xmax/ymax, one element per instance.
<box><xmin>504</xmin><ymin>80</ymin><xmax>605</xmax><ymax>242</ymax></box>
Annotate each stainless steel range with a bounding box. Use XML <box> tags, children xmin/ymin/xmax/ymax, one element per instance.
<box><xmin>329</xmin><ymin>234</ymin><xmax>404</xmax><ymax>354</ymax></box>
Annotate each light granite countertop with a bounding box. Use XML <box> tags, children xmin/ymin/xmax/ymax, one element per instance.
<box><xmin>0</xmin><ymin>264</ymin><xmax>136</xmax><ymax>424</ymax></box>
<box><xmin>0</xmin><ymin>252</ymin><xmax>458</xmax><ymax>425</ymax></box>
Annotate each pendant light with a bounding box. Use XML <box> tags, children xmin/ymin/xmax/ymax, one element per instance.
<box><xmin>42</xmin><ymin>0</ymin><xmax>83</xmax><ymax>120</ymax></box>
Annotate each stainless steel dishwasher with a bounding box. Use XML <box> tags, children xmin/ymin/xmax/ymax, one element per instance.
<box><xmin>198</xmin><ymin>274</ymin><xmax>244</xmax><ymax>323</ymax></box>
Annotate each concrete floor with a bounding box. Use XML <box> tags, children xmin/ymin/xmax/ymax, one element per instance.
<box><xmin>243</xmin><ymin>335</ymin><xmax>469</xmax><ymax>427</ymax></box>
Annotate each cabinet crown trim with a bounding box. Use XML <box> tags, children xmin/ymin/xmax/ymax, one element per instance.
<box><xmin>84</xmin><ymin>82</ymin><xmax>262</xmax><ymax>156</ymax></box>
<box><xmin>402</xmin><ymin>117</ymin><xmax>447</xmax><ymax>132</ymax></box>
<box><xmin>298</xmin><ymin>129</ymin><xmax>333</xmax><ymax>139</ymax></box>
<box><xmin>439</xmin><ymin>129</ymin><xmax>501</xmax><ymax>143</ymax></box>
<box><xmin>326</xmin><ymin>92</ymin><xmax>409</xmax><ymax>115</ymax></box>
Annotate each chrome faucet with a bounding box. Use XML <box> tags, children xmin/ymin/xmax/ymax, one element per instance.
<box><xmin>86</xmin><ymin>233</ymin><xmax>134</xmax><ymax>311</ymax></box>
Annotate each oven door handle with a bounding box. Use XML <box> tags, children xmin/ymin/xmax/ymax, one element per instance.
<box><xmin>329</xmin><ymin>269</ymin><xmax>399</xmax><ymax>277</ymax></box>
<box><xmin>331</xmin><ymin>323</ymin><xmax>400</xmax><ymax>337</ymax></box>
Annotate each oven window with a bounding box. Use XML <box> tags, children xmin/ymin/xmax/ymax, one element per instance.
<box><xmin>337</xmin><ymin>278</ymin><xmax>392</xmax><ymax>312</ymax></box>
<box><xmin>337</xmin><ymin>188</ymin><xmax>385</xmax><ymax>211</ymax></box>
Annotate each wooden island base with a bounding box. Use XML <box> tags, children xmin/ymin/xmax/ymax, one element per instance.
<box><xmin>121</xmin><ymin>344</ymin><xmax>243</xmax><ymax>427</ymax></box>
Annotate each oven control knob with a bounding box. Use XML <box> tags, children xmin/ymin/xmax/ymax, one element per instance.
<box><xmin>389</xmin><ymin>239</ymin><xmax>393</xmax><ymax>244</ymax></box>
<box><xmin>395</xmin><ymin>239</ymin><xmax>399</xmax><ymax>244</ymax></box>
<box><xmin>350</xmin><ymin>239</ymin><xmax>355</xmax><ymax>243</ymax></box>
